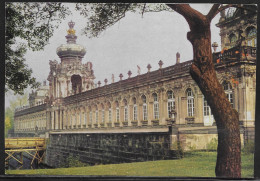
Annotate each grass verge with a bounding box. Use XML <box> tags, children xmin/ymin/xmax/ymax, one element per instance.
<box><xmin>6</xmin><ymin>151</ymin><xmax>254</xmax><ymax>178</ymax></box>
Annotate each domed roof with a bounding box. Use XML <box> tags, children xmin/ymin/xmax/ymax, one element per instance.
<box><xmin>56</xmin><ymin>43</ymin><xmax>86</xmax><ymax>58</ymax></box>
<box><xmin>56</xmin><ymin>21</ymin><xmax>86</xmax><ymax>58</ymax></box>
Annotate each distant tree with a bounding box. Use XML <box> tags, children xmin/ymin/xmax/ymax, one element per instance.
<box><xmin>5</xmin><ymin>116</ymin><xmax>11</xmax><ymax>137</ymax></box>
<box><xmin>5</xmin><ymin>93</ymin><xmax>29</xmax><ymax>137</ymax></box>
<box><xmin>5</xmin><ymin>2</ymin><xmax>70</xmax><ymax>94</ymax></box>
<box><xmin>75</xmin><ymin>3</ymin><xmax>256</xmax><ymax>178</ymax></box>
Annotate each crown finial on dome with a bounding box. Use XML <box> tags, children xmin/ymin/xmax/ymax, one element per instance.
<box><xmin>66</xmin><ymin>20</ymin><xmax>77</xmax><ymax>43</ymax></box>
<box><xmin>67</xmin><ymin>20</ymin><xmax>76</xmax><ymax>35</ymax></box>
<box><xmin>68</xmin><ymin>20</ymin><xmax>75</xmax><ymax>29</ymax></box>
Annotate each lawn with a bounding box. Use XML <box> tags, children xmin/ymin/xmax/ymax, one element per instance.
<box><xmin>6</xmin><ymin>152</ymin><xmax>254</xmax><ymax>178</ymax></box>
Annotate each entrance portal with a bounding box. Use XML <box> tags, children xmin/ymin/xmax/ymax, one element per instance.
<box><xmin>71</xmin><ymin>75</ymin><xmax>82</xmax><ymax>94</ymax></box>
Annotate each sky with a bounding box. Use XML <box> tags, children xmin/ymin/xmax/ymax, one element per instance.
<box><xmin>5</xmin><ymin>3</ymin><xmax>221</xmax><ymax>108</ymax></box>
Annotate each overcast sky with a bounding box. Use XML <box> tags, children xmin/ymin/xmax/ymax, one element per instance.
<box><xmin>5</xmin><ymin>3</ymin><xmax>221</xmax><ymax>108</ymax></box>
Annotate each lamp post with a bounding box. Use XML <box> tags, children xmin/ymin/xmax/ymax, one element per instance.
<box><xmin>169</xmin><ymin>107</ymin><xmax>177</xmax><ymax>125</ymax></box>
<box><xmin>212</xmin><ymin>42</ymin><xmax>218</xmax><ymax>53</ymax></box>
<box><xmin>35</xmin><ymin>125</ymin><xmax>38</xmax><ymax>137</ymax></box>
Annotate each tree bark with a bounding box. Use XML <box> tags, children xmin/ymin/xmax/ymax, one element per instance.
<box><xmin>167</xmin><ymin>4</ymin><xmax>241</xmax><ymax>178</ymax></box>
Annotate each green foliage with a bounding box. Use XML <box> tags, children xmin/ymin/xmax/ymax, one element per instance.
<box><xmin>242</xmin><ymin>140</ymin><xmax>254</xmax><ymax>154</ymax></box>
<box><xmin>6</xmin><ymin>152</ymin><xmax>254</xmax><ymax>178</ymax></box>
<box><xmin>206</xmin><ymin>138</ymin><xmax>218</xmax><ymax>151</ymax></box>
<box><xmin>5</xmin><ymin>93</ymin><xmax>28</xmax><ymax>137</ymax></box>
<box><xmin>5</xmin><ymin>2</ymin><xmax>70</xmax><ymax>94</ymax></box>
<box><xmin>5</xmin><ymin>116</ymin><xmax>12</xmax><ymax>137</ymax></box>
<box><xmin>66</xmin><ymin>155</ymin><xmax>89</xmax><ymax>168</ymax></box>
<box><xmin>75</xmin><ymin>3</ymin><xmax>172</xmax><ymax>38</ymax></box>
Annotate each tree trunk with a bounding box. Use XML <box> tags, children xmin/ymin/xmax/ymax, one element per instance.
<box><xmin>188</xmin><ymin>28</ymin><xmax>241</xmax><ymax>178</ymax></box>
<box><xmin>167</xmin><ymin>4</ymin><xmax>241</xmax><ymax>178</ymax></box>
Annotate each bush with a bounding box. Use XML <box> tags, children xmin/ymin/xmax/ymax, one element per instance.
<box><xmin>243</xmin><ymin>140</ymin><xmax>254</xmax><ymax>154</ymax></box>
<box><xmin>66</xmin><ymin>155</ymin><xmax>89</xmax><ymax>168</ymax></box>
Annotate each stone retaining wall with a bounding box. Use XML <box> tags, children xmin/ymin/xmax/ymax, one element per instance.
<box><xmin>45</xmin><ymin>132</ymin><xmax>175</xmax><ymax>168</ymax></box>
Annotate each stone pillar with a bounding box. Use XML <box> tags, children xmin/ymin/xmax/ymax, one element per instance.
<box><xmin>120</xmin><ymin>105</ymin><xmax>124</xmax><ymax>125</ymax></box>
<box><xmin>60</xmin><ymin>110</ymin><xmax>63</xmax><ymax>129</ymax></box>
<box><xmin>68</xmin><ymin>110</ymin><xmax>71</xmax><ymax>128</ymax></box>
<box><xmin>112</xmin><ymin>105</ymin><xmax>116</xmax><ymax>127</ymax></box>
<box><xmin>129</xmin><ymin>105</ymin><xmax>133</xmax><ymax>121</ymax></box>
<box><xmin>181</xmin><ymin>96</ymin><xmax>187</xmax><ymax>124</ymax></box>
<box><xmin>51</xmin><ymin>111</ymin><xmax>54</xmax><ymax>130</ymax></box>
<box><xmin>86</xmin><ymin>109</ymin><xmax>89</xmax><ymax>128</ymax></box>
<box><xmin>148</xmin><ymin>97</ymin><xmax>153</xmax><ymax>124</ymax></box>
<box><xmin>138</xmin><ymin>101</ymin><xmax>143</xmax><ymax>123</ymax></box>
<box><xmin>196</xmin><ymin>94</ymin><xmax>204</xmax><ymax>124</ymax></box>
<box><xmin>176</xmin><ymin>96</ymin><xmax>181</xmax><ymax>125</ymax></box>
<box><xmin>160</xmin><ymin>91</ymin><xmax>167</xmax><ymax>125</ymax></box>
<box><xmin>54</xmin><ymin>110</ymin><xmax>58</xmax><ymax>130</ymax></box>
<box><xmin>80</xmin><ymin>108</ymin><xmax>83</xmax><ymax>128</ymax></box>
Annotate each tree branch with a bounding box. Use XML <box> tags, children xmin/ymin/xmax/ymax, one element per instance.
<box><xmin>141</xmin><ymin>3</ymin><xmax>146</xmax><ymax>17</ymax></box>
<box><xmin>206</xmin><ymin>4</ymin><xmax>221</xmax><ymax>21</ymax></box>
<box><xmin>166</xmin><ymin>4</ymin><xmax>206</xmax><ymax>29</ymax></box>
<box><xmin>207</xmin><ymin>4</ymin><xmax>237</xmax><ymax>21</ymax></box>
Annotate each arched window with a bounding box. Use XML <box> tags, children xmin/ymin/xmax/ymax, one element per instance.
<box><xmin>153</xmin><ymin>93</ymin><xmax>159</xmax><ymax>119</ymax></box>
<box><xmin>108</xmin><ymin>102</ymin><xmax>112</xmax><ymax>122</ymax></box>
<box><xmin>116</xmin><ymin>101</ymin><xmax>120</xmax><ymax>122</ymax></box>
<box><xmin>133</xmin><ymin>98</ymin><xmax>138</xmax><ymax>121</ymax></box>
<box><xmin>70</xmin><ymin>113</ymin><xmax>72</xmax><ymax>127</ymax></box>
<box><xmin>167</xmin><ymin>91</ymin><xmax>175</xmax><ymax>118</ymax></box>
<box><xmin>79</xmin><ymin>111</ymin><xmax>82</xmax><ymax>126</ymax></box>
<box><xmin>123</xmin><ymin>99</ymin><xmax>128</xmax><ymax>121</ymax></box>
<box><xmin>95</xmin><ymin>109</ymin><xmax>98</xmax><ymax>124</ymax></box>
<box><xmin>187</xmin><ymin>88</ymin><xmax>195</xmax><ymax>117</ymax></box>
<box><xmin>226</xmin><ymin>7</ymin><xmax>236</xmax><ymax>19</ymax></box>
<box><xmin>89</xmin><ymin>111</ymin><xmax>92</xmax><ymax>124</ymax></box>
<box><xmin>74</xmin><ymin>113</ymin><xmax>76</xmax><ymax>127</ymax></box>
<box><xmin>223</xmin><ymin>81</ymin><xmax>234</xmax><ymax>107</ymax></box>
<box><xmin>101</xmin><ymin>104</ymin><xmax>105</xmax><ymax>123</ymax></box>
<box><xmin>142</xmin><ymin>95</ymin><xmax>147</xmax><ymax>120</ymax></box>
<box><xmin>247</xmin><ymin>27</ymin><xmax>257</xmax><ymax>47</ymax></box>
<box><xmin>203</xmin><ymin>97</ymin><xmax>212</xmax><ymax>116</ymax></box>
<box><xmin>229</xmin><ymin>33</ymin><xmax>237</xmax><ymax>47</ymax></box>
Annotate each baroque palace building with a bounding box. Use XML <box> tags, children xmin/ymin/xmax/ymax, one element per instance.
<box><xmin>13</xmin><ymin>6</ymin><xmax>256</xmax><ymax>155</ymax></box>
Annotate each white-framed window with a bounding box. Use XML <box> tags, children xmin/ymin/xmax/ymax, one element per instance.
<box><xmin>229</xmin><ymin>33</ymin><xmax>237</xmax><ymax>47</ymax></box>
<box><xmin>84</xmin><ymin>112</ymin><xmax>87</xmax><ymax>125</ymax></box>
<box><xmin>223</xmin><ymin>81</ymin><xmax>234</xmax><ymax>108</ymax></box>
<box><xmin>187</xmin><ymin>88</ymin><xmax>195</xmax><ymax>117</ymax></box>
<box><xmin>132</xmin><ymin>98</ymin><xmax>138</xmax><ymax>121</ymax></box>
<box><xmin>116</xmin><ymin>107</ymin><xmax>120</xmax><ymax>122</ymax></box>
<box><xmin>123</xmin><ymin>100</ymin><xmax>128</xmax><ymax>121</ymax></box>
<box><xmin>133</xmin><ymin>104</ymin><xmax>138</xmax><ymax>121</ymax></box>
<box><xmin>109</xmin><ymin>108</ymin><xmax>112</xmax><ymax>122</ymax></box>
<box><xmin>79</xmin><ymin>112</ymin><xmax>82</xmax><ymax>125</ymax></box>
<box><xmin>153</xmin><ymin>93</ymin><xmax>159</xmax><ymax>119</ymax></box>
<box><xmin>124</xmin><ymin>106</ymin><xmax>128</xmax><ymax>121</ymax></box>
<box><xmin>115</xmin><ymin>101</ymin><xmax>120</xmax><ymax>122</ymax></box>
<box><xmin>89</xmin><ymin>111</ymin><xmax>92</xmax><ymax>124</ymax></box>
<box><xmin>167</xmin><ymin>91</ymin><xmax>175</xmax><ymax>118</ymax></box>
<box><xmin>102</xmin><ymin>109</ymin><xmax>105</xmax><ymax>123</ymax></box>
<box><xmin>203</xmin><ymin>97</ymin><xmax>212</xmax><ymax>116</ymax></box>
<box><xmin>142</xmin><ymin>95</ymin><xmax>148</xmax><ymax>120</ymax></box>
<box><xmin>247</xmin><ymin>27</ymin><xmax>257</xmax><ymax>47</ymax></box>
<box><xmin>95</xmin><ymin>110</ymin><xmax>98</xmax><ymax>123</ymax></box>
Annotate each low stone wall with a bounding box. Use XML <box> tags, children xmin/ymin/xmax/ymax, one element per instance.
<box><xmin>45</xmin><ymin>132</ymin><xmax>175</xmax><ymax>168</ymax></box>
<box><xmin>45</xmin><ymin>126</ymin><xmax>250</xmax><ymax>167</ymax></box>
<box><xmin>177</xmin><ymin>126</ymin><xmax>245</xmax><ymax>151</ymax></box>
